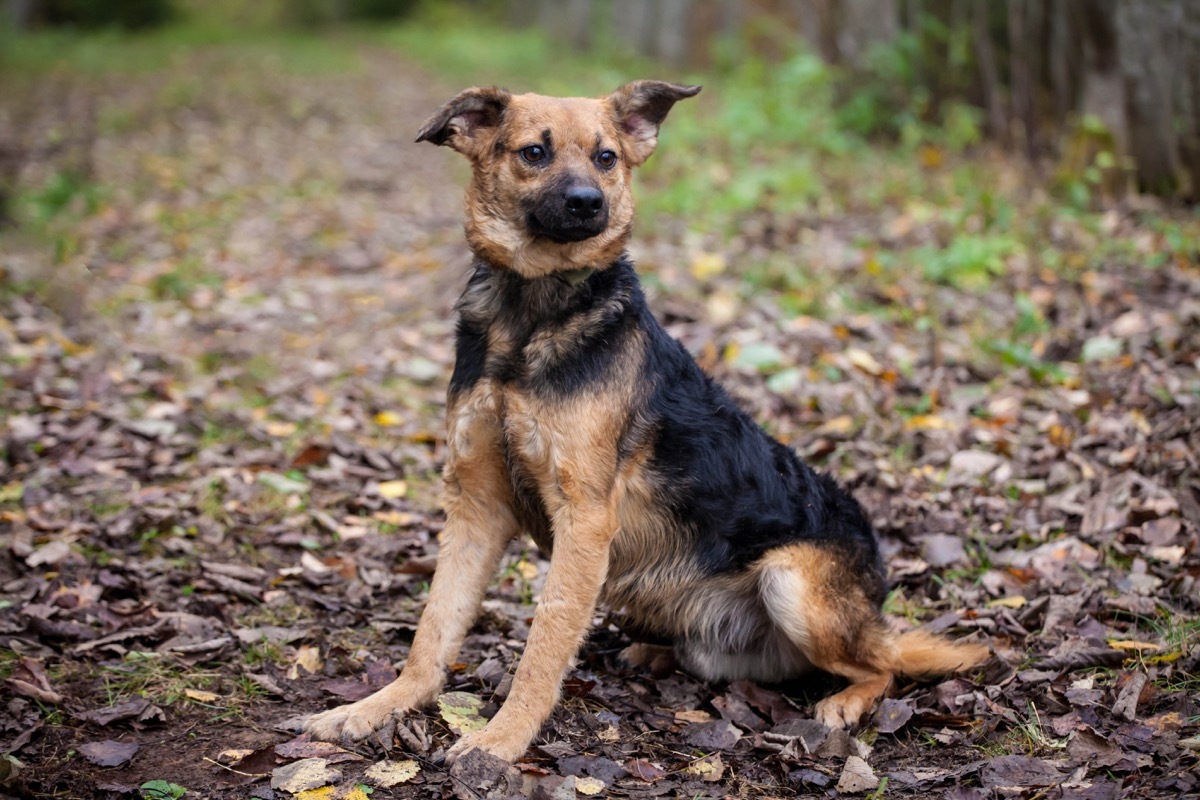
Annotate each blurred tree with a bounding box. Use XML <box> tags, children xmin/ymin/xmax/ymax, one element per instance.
<box><xmin>516</xmin><ymin>0</ymin><xmax>1198</xmax><ymax>198</ymax></box>
<box><xmin>5</xmin><ymin>0</ymin><xmax>174</xmax><ymax>29</ymax></box>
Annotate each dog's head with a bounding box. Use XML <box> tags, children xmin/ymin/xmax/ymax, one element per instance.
<box><xmin>417</xmin><ymin>81</ymin><xmax>700</xmax><ymax>278</ymax></box>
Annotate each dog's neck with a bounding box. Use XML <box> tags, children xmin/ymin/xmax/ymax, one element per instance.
<box><xmin>457</xmin><ymin>256</ymin><xmax>632</xmax><ymax>330</ymax></box>
<box><xmin>554</xmin><ymin>266</ymin><xmax>596</xmax><ymax>287</ymax></box>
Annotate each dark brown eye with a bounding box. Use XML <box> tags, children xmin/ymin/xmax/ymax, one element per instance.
<box><xmin>596</xmin><ymin>150</ymin><xmax>617</xmax><ymax>169</ymax></box>
<box><xmin>520</xmin><ymin>145</ymin><xmax>547</xmax><ymax>164</ymax></box>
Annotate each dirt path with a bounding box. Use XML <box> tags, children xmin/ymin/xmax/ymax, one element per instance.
<box><xmin>2</xmin><ymin>39</ymin><xmax>1198</xmax><ymax>800</ymax></box>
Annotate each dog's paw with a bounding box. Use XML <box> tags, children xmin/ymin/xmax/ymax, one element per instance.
<box><xmin>303</xmin><ymin>697</ymin><xmax>401</xmax><ymax>746</ymax></box>
<box><xmin>445</xmin><ymin>725</ymin><xmax>530</xmax><ymax>766</ymax></box>
<box><xmin>619</xmin><ymin>643</ymin><xmax>677</xmax><ymax>677</ymax></box>
<box><xmin>813</xmin><ymin>693</ymin><xmax>869</xmax><ymax>730</ymax></box>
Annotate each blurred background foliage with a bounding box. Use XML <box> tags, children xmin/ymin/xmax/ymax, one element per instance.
<box><xmin>1</xmin><ymin>0</ymin><xmax>1196</xmax><ymax>330</ymax></box>
<box><xmin>5</xmin><ymin>0</ymin><xmax>1198</xmax><ymax>200</ymax></box>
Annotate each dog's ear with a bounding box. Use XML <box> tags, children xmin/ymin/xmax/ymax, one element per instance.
<box><xmin>607</xmin><ymin>80</ymin><xmax>701</xmax><ymax>166</ymax></box>
<box><xmin>415</xmin><ymin>87</ymin><xmax>511</xmax><ymax>157</ymax></box>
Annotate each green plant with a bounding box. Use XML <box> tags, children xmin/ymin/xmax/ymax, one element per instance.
<box><xmin>141</xmin><ymin>779</ymin><xmax>187</xmax><ymax>800</ymax></box>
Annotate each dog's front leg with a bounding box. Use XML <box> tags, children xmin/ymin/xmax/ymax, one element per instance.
<box><xmin>304</xmin><ymin>388</ymin><xmax>518</xmax><ymax>745</ymax></box>
<box><xmin>446</xmin><ymin>496</ymin><xmax>616</xmax><ymax>764</ymax></box>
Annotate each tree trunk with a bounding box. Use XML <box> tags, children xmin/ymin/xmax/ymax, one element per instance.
<box><xmin>655</xmin><ymin>0</ymin><xmax>693</xmax><ymax>67</ymax></box>
<box><xmin>790</xmin><ymin>0</ymin><xmax>839</xmax><ymax>62</ymax></box>
<box><xmin>1078</xmin><ymin>0</ymin><xmax>1127</xmax><ymax>156</ymax></box>
<box><xmin>1179</xmin><ymin>0</ymin><xmax>1200</xmax><ymax>196</ymax></box>
<box><xmin>613</xmin><ymin>0</ymin><xmax>658</xmax><ymax>58</ymax></box>
<box><xmin>1116</xmin><ymin>0</ymin><xmax>1182</xmax><ymax>193</ymax></box>
<box><xmin>974</xmin><ymin>0</ymin><xmax>1008</xmax><ymax>142</ymax></box>
<box><xmin>837</xmin><ymin>0</ymin><xmax>899</xmax><ymax>67</ymax></box>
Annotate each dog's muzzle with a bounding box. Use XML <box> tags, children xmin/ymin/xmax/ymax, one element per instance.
<box><xmin>527</xmin><ymin>182</ymin><xmax>609</xmax><ymax>243</ymax></box>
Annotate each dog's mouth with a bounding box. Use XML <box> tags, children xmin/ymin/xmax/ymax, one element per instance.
<box><xmin>525</xmin><ymin>211</ymin><xmax>608</xmax><ymax>244</ymax></box>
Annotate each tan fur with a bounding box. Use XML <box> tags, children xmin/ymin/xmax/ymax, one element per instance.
<box><xmin>756</xmin><ymin>543</ymin><xmax>988</xmax><ymax>728</ymax></box>
<box><xmin>462</xmin><ymin>95</ymin><xmax>636</xmax><ymax>278</ymax></box>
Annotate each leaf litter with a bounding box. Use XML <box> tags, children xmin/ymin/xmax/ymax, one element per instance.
<box><xmin>0</xmin><ymin>25</ymin><xmax>1198</xmax><ymax>800</ymax></box>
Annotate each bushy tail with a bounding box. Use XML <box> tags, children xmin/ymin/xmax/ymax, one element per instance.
<box><xmin>891</xmin><ymin>629</ymin><xmax>990</xmax><ymax>678</ymax></box>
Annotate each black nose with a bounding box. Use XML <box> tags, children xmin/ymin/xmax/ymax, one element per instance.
<box><xmin>564</xmin><ymin>186</ymin><xmax>604</xmax><ymax>219</ymax></box>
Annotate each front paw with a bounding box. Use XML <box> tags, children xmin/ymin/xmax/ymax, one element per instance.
<box><xmin>303</xmin><ymin>695</ymin><xmax>404</xmax><ymax>745</ymax></box>
<box><xmin>445</xmin><ymin>724</ymin><xmax>531</xmax><ymax>766</ymax></box>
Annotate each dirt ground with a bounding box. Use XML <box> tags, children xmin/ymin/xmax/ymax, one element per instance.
<box><xmin>1</xmin><ymin>39</ymin><xmax>1199</xmax><ymax>800</ymax></box>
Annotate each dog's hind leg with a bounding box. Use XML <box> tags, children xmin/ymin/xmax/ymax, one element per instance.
<box><xmin>757</xmin><ymin>543</ymin><xmax>987</xmax><ymax>729</ymax></box>
<box><xmin>304</xmin><ymin>386</ymin><xmax>519</xmax><ymax>744</ymax></box>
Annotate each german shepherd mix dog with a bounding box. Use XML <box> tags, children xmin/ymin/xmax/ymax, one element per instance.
<box><xmin>303</xmin><ymin>81</ymin><xmax>988</xmax><ymax>764</ymax></box>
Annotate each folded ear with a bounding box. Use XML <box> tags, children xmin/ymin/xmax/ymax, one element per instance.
<box><xmin>415</xmin><ymin>86</ymin><xmax>511</xmax><ymax>158</ymax></box>
<box><xmin>607</xmin><ymin>80</ymin><xmax>701</xmax><ymax>166</ymax></box>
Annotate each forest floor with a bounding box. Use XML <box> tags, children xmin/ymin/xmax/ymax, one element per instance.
<box><xmin>1</xmin><ymin>14</ymin><xmax>1199</xmax><ymax>800</ymax></box>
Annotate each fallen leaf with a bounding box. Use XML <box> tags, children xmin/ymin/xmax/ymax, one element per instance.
<box><xmin>257</xmin><ymin>471</ymin><xmax>309</xmax><ymax>494</ymax></box>
<box><xmin>685</xmin><ymin>753</ymin><xmax>725</xmax><ymax>782</ymax></box>
<box><xmin>184</xmin><ymin>689</ymin><xmax>219</xmax><ymax>703</ymax></box>
<box><xmin>904</xmin><ymin>414</ymin><xmax>956</xmax><ymax>431</ymax></box>
<box><xmin>437</xmin><ymin>691</ymin><xmax>487</xmax><ymax>734</ymax></box>
<box><xmin>270</xmin><ymin>757</ymin><xmax>341</xmax><ymax>793</ymax></box>
<box><xmin>622</xmin><ymin>758</ymin><xmax>666</xmax><ymax>782</ymax></box>
<box><xmin>377</xmin><ymin>480</ymin><xmax>408</xmax><ymax>499</ymax></box>
<box><xmin>731</xmin><ymin>341</ymin><xmax>785</xmax><ymax>371</ymax></box>
<box><xmin>1112</xmin><ymin>671</ymin><xmax>1148</xmax><ymax>721</ymax></box>
<box><xmin>979</xmin><ymin>755</ymin><xmax>1063</xmax><ymax>788</ymax></box>
<box><xmin>1107</xmin><ymin>640</ymin><xmax>1160</xmax><ymax>653</ymax></box>
<box><xmin>846</xmin><ymin>348</ymin><xmax>883</xmax><ymax>376</ymax></box>
<box><xmin>373</xmin><ymin>410</ymin><xmax>404</xmax><ymax>427</ymax></box>
<box><xmin>293</xmin><ymin>645</ymin><xmax>323</xmax><ymax>675</ymax></box>
<box><xmin>683</xmin><ymin>719</ymin><xmax>741</xmax><ymax>751</ymax></box>
<box><xmin>689</xmin><ymin>251</ymin><xmax>726</xmax><ymax>280</ymax></box>
<box><xmin>575</xmin><ymin>776</ymin><xmax>605</xmax><ymax>796</ymax></box>
<box><xmin>78</xmin><ymin>740</ymin><xmax>139</xmax><ymax>768</ymax></box>
<box><xmin>873</xmin><ymin>698</ymin><xmax>914</xmax><ymax>734</ymax></box>
<box><xmin>364</xmin><ymin>759</ymin><xmax>420</xmax><ymax>787</ymax></box>
<box><xmin>836</xmin><ymin>756</ymin><xmax>879</xmax><ymax>793</ymax></box>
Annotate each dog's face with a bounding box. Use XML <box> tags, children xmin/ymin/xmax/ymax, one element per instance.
<box><xmin>417</xmin><ymin>81</ymin><xmax>700</xmax><ymax>278</ymax></box>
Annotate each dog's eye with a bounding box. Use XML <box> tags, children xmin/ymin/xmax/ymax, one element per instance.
<box><xmin>520</xmin><ymin>145</ymin><xmax>547</xmax><ymax>165</ymax></box>
<box><xmin>596</xmin><ymin>150</ymin><xmax>618</xmax><ymax>169</ymax></box>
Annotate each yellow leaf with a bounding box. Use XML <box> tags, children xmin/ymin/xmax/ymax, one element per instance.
<box><xmin>846</xmin><ymin>348</ymin><xmax>883</xmax><ymax>376</ymax></box>
<box><xmin>689</xmin><ymin>252</ymin><xmax>726</xmax><ymax>280</ymax></box>
<box><xmin>905</xmin><ymin>414</ymin><xmax>956</xmax><ymax>432</ymax></box>
<box><xmin>373</xmin><ymin>510</ymin><xmax>417</xmax><ymax>527</ymax></box>
<box><xmin>265</xmin><ymin>421</ymin><xmax>297</xmax><ymax>437</ymax></box>
<box><xmin>341</xmin><ymin>788</ymin><xmax>371</xmax><ymax>800</ymax></box>
<box><xmin>294</xmin><ymin>644</ymin><xmax>323</xmax><ymax>674</ymax></box>
<box><xmin>685</xmin><ymin>754</ymin><xmax>725</xmax><ymax>782</ymax></box>
<box><xmin>576</xmin><ymin>776</ymin><xmax>605</xmax><ymax>796</ymax></box>
<box><xmin>377</xmin><ymin>480</ymin><xmax>408</xmax><ymax>500</ymax></box>
<box><xmin>295</xmin><ymin>787</ymin><xmax>336</xmax><ymax>800</ymax></box>
<box><xmin>185</xmin><ymin>689</ymin><xmax>220</xmax><ymax>703</ymax></box>
<box><xmin>813</xmin><ymin>415</ymin><xmax>856</xmax><ymax>437</ymax></box>
<box><xmin>374</xmin><ymin>410</ymin><xmax>404</xmax><ymax>427</ymax></box>
<box><xmin>987</xmin><ymin>596</ymin><xmax>1027</xmax><ymax>609</ymax></box>
<box><xmin>437</xmin><ymin>692</ymin><xmax>487</xmax><ymax>734</ymax></box>
<box><xmin>1107</xmin><ymin>640</ymin><xmax>1160</xmax><ymax>653</ymax></box>
<box><xmin>919</xmin><ymin>144</ymin><xmax>943</xmax><ymax>169</ymax></box>
<box><xmin>516</xmin><ymin>559</ymin><xmax>538</xmax><ymax>581</ymax></box>
<box><xmin>364</xmin><ymin>759</ymin><xmax>421</xmax><ymax>788</ymax></box>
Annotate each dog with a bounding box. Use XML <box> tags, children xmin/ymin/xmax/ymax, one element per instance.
<box><xmin>302</xmin><ymin>80</ymin><xmax>989</xmax><ymax>764</ymax></box>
